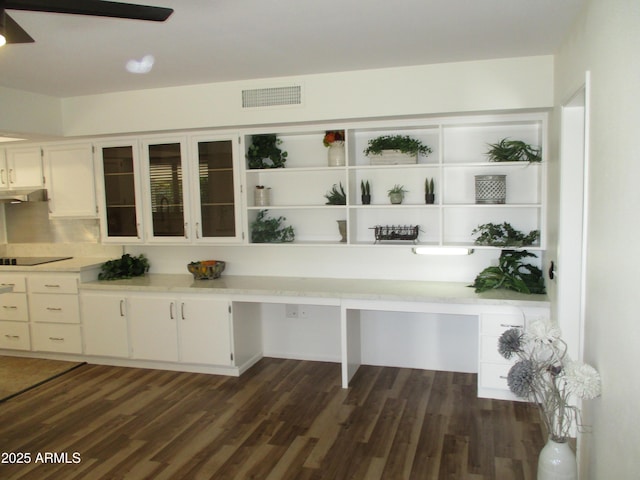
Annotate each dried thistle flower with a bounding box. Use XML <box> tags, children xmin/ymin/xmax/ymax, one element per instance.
<box><xmin>498</xmin><ymin>328</ymin><xmax>524</xmax><ymax>359</ymax></box>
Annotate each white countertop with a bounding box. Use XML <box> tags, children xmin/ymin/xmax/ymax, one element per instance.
<box><xmin>80</xmin><ymin>274</ymin><xmax>550</xmax><ymax>307</ymax></box>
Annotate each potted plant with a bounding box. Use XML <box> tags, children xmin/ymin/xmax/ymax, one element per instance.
<box><xmin>254</xmin><ymin>185</ymin><xmax>271</xmax><ymax>206</ymax></box>
<box><xmin>364</xmin><ymin>135</ymin><xmax>432</xmax><ymax>165</ymax></box>
<box><xmin>246</xmin><ymin>134</ymin><xmax>288</xmax><ymax>169</ymax></box>
<box><xmin>472</xmin><ymin>222</ymin><xmax>539</xmax><ymax>247</ymax></box>
<box><xmin>469</xmin><ymin>250</ymin><xmax>546</xmax><ymax>294</ymax></box>
<box><xmin>424</xmin><ymin>177</ymin><xmax>435</xmax><ymax>204</ymax></box>
<box><xmin>387</xmin><ymin>184</ymin><xmax>407</xmax><ymax>204</ymax></box>
<box><xmin>323</xmin><ymin>130</ymin><xmax>346</xmax><ymax>167</ymax></box>
<box><xmin>250</xmin><ymin>210</ymin><xmax>295</xmax><ymax>243</ymax></box>
<box><xmin>360</xmin><ymin>180</ymin><xmax>371</xmax><ymax>204</ymax></box>
<box><xmin>324</xmin><ymin>183</ymin><xmax>346</xmax><ymax>205</ymax></box>
<box><xmin>486</xmin><ymin>138</ymin><xmax>542</xmax><ymax>163</ymax></box>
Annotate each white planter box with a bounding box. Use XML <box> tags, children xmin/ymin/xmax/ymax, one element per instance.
<box><xmin>368</xmin><ymin>150</ymin><xmax>417</xmax><ymax>165</ymax></box>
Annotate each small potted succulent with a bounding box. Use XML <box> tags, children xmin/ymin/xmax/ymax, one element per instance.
<box><xmin>387</xmin><ymin>184</ymin><xmax>407</xmax><ymax>204</ymax></box>
<box><xmin>360</xmin><ymin>180</ymin><xmax>371</xmax><ymax>205</ymax></box>
<box><xmin>324</xmin><ymin>182</ymin><xmax>346</xmax><ymax>205</ymax></box>
<box><xmin>424</xmin><ymin>177</ymin><xmax>435</xmax><ymax>204</ymax></box>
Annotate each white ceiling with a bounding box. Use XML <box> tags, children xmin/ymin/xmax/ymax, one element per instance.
<box><xmin>0</xmin><ymin>0</ymin><xmax>585</xmax><ymax>98</ymax></box>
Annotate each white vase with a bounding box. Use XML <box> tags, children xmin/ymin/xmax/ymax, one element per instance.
<box><xmin>537</xmin><ymin>438</ymin><xmax>577</xmax><ymax>480</ymax></box>
<box><xmin>327</xmin><ymin>141</ymin><xmax>345</xmax><ymax>167</ymax></box>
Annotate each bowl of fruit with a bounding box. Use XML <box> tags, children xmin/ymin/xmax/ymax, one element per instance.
<box><xmin>187</xmin><ymin>260</ymin><xmax>226</xmax><ymax>280</ymax></box>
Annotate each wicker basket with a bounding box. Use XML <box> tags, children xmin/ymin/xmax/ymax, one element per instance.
<box><xmin>475</xmin><ymin>175</ymin><xmax>506</xmax><ymax>204</ymax></box>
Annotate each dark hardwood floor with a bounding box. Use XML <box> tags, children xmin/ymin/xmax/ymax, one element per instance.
<box><xmin>0</xmin><ymin>358</ymin><xmax>544</xmax><ymax>479</ymax></box>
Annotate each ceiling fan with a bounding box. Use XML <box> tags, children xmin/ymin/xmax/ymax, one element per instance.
<box><xmin>0</xmin><ymin>0</ymin><xmax>173</xmax><ymax>46</ymax></box>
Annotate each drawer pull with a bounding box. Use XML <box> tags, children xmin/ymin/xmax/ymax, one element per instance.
<box><xmin>1</xmin><ymin>283</ymin><xmax>16</xmax><ymax>287</ymax></box>
<box><xmin>4</xmin><ymin>334</ymin><xmax>20</xmax><ymax>339</ymax></box>
<box><xmin>500</xmin><ymin>324</ymin><xmax>522</xmax><ymax>329</ymax></box>
<box><xmin>499</xmin><ymin>375</ymin><xmax>508</xmax><ymax>379</ymax></box>
<box><xmin>44</xmin><ymin>284</ymin><xmax>61</xmax><ymax>288</ymax></box>
<box><xmin>2</xmin><ymin>305</ymin><xmax>18</xmax><ymax>310</ymax></box>
<box><xmin>46</xmin><ymin>307</ymin><xmax>63</xmax><ymax>311</ymax></box>
<box><xmin>49</xmin><ymin>337</ymin><xmax>65</xmax><ymax>342</ymax></box>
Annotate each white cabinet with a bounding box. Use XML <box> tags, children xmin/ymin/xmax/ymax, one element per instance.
<box><xmin>477</xmin><ymin>307</ymin><xmax>549</xmax><ymax>400</ymax></box>
<box><xmin>43</xmin><ymin>143</ymin><xmax>97</xmax><ymax>217</ymax></box>
<box><xmin>178</xmin><ymin>295</ymin><xmax>232</xmax><ymax>365</ymax></box>
<box><xmin>128</xmin><ymin>293</ymin><xmax>179</xmax><ymax>361</ymax></box>
<box><xmin>137</xmin><ymin>133</ymin><xmax>244</xmax><ymax>244</ymax></box>
<box><xmin>243</xmin><ymin>112</ymin><xmax>546</xmax><ymax>249</ymax></box>
<box><xmin>81</xmin><ymin>292</ymin><xmax>129</xmax><ymax>358</ymax></box>
<box><xmin>127</xmin><ymin>292</ymin><xmax>233</xmax><ymax>365</ymax></box>
<box><xmin>28</xmin><ymin>273</ymin><xmax>82</xmax><ymax>354</ymax></box>
<box><xmin>94</xmin><ymin>139</ymin><xmax>145</xmax><ymax>243</ymax></box>
<box><xmin>0</xmin><ymin>274</ymin><xmax>30</xmax><ymax>350</ymax></box>
<box><xmin>1</xmin><ymin>146</ymin><xmax>43</xmax><ymax>189</ymax></box>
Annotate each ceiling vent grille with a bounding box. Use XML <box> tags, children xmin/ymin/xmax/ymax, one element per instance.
<box><xmin>242</xmin><ymin>85</ymin><xmax>302</xmax><ymax>108</ymax></box>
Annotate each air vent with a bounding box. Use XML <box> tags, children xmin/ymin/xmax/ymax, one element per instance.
<box><xmin>242</xmin><ymin>86</ymin><xmax>302</xmax><ymax>108</ymax></box>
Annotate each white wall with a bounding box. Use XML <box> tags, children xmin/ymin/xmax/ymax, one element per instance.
<box><xmin>0</xmin><ymin>86</ymin><xmax>63</xmax><ymax>137</ymax></box>
<box><xmin>554</xmin><ymin>1</ymin><xmax>640</xmax><ymax>478</ymax></box>
<box><xmin>59</xmin><ymin>56</ymin><xmax>553</xmax><ymax>137</ymax></box>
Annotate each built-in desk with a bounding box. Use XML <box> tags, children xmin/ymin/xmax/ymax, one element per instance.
<box><xmin>77</xmin><ymin>274</ymin><xmax>549</xmax><ymax>400</ymax></box>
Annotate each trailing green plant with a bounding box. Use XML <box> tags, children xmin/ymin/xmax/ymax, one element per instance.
<box><xmin>363</xmin><ymin>135</ymin><xmax>432</xmax><ymax>157</ymax></box>
<box><xmin>486</xmin><ymin>138</ymin><xmax>542</xmax><ymax>163</ymax></box>
<box><xmin>360</xmin><ymin>180</ymin><xmax>370</xmax><ymax>196</ymax></box>
<box><xmin>247</xmin><ymin>134</ymin><xmax>288</xmax><ymax>169</ymax></box>
<box><xmin>472</xmin><ymin>222</ymin><xmax>539</xmax><ymax>247</ymax></box>
<box><xmin>250</xmin><ymin>209</ymin><xmax>295</xmax><ymax>243</ymax></box>
<box><xmin>324</xmin><ymin>182</ymin><xmax>347</xmax><ymax>205</ymax></box>
<box><xmin>98</xmin><ymin>254</ymin><xmax>149</xmax><ymax>280</ymax></box>
<box><xmin>425</xmin><ymin>177</ymin><xmax>435</xmax><ymax>195</ymax></box>
<box><xmin>469</xmin><ymin>250</ymin><xmax>546</xmax><ymax>294</ymax></box>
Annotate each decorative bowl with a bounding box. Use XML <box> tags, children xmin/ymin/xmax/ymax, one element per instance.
<box><xmin>187</xmin><ymin>260</ymin><xmax>225</xmax><ymax>280</ymax></box>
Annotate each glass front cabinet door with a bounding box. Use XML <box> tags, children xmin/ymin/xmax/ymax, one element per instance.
<box><xmin>141</xmin><ymin>137</ymin><xmax>191</xmax><ymax>242</ymax></box>
<box><xmin>95</xmin><ymin>140</ymin><xmax>145</xmax><ymax>242</ymax></box>
<box><xmin>189</xmin><ymin>135</ymin><xmax>243</xmax><ymax>243</ymax></box>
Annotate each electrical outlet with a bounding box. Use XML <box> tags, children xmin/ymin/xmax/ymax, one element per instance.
<box><xmin>299</xmin><ymin>305</ymin><xmax>309</xmax><ymax>319</ymax></box>
<box><xmin>285</xmin><ymin>304</ymin><xmax>298</xmax><ymax>318</ymax></box>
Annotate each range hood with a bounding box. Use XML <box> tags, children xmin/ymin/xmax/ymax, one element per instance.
<box><xmin>0</xmin><ymin>188</ymin><xmax>47</xmax><ymax>203</ymax></box>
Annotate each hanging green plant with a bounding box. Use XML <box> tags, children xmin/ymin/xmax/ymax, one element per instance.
<box><xmin>247</xmin><ymin>134</ymin><xmax>288</xmax><ymax>169</ymax></box>
<box><xmin>250</xmin><ymin>209</ymin><xmax>295</xmax><ymax>243</ymax></box>
<box><xmin>485</xmin><ymin>138</ymin><xmax>542</xmax><ymax>162</ymax></box>
<box><xmin>469</xmin><ymin>250</ymin><xmax>546</xmax><ymax>294</ymax></box>
<box><xmin>472</xmin><ymin>222</ymin><xmax>540</xmax><ymax>247</ymax></box>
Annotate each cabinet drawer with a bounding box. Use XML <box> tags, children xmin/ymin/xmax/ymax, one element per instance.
<box><xmin>28</xmin><ymin>276</ymin><xmax>78</xmax><ymax>294</ymax></box>
<box><xmin>478</xmin><ymin>362</ymin><xmax>515</xmax><ymax>391</ymax></box>
<box><xmin>0</xmin><ymin>321</ymin><xmax>31</xmax><ymax>350</ymax></box>
<box><xmin>0</xmin><ymin>275</ymin><xmax>27</xmax><ymax>293</ymax></box>
<box><xmin>0</xmin><ymin>293</ymin><xmax>29</xmax><ymax>321</ymax></box>
<box><xmin>29</xmin><ymin>294</ymin><xmax>80</xmax><ymax>324</ymax></box>
<box><xmin>480</xmin><ymin>335</ymin><xmax>519</xmax><ymax>364</ymax></box>
<box><xmin>32</xmin><ymin>324</ymin><xmax>82</xmax><ymax>354</ymax></box>
<box><xmin>480</xmin><ymin>313</ymin><xmax>525</xmax><ymax>336</ymax></box>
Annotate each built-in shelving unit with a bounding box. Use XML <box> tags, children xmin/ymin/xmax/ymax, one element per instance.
<box><xmin>242</xmin><ymin>112</ymin><xmax>547</xmax><ymax>249</ymax></box>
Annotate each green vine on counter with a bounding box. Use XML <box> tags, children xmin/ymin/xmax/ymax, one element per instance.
<box><xmin>99</xmin><ymin>254</ymin><xmax>150</xmax><ymax>280</ymax></box>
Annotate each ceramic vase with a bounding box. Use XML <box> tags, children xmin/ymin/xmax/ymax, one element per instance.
<box><xmin>337</xmin><ymin>220</ymin><xmax>347</xmax><ymax>242</ymax></box>
<box><xmin>537</xmin><ymin>438</ymin><xmax>577</xmax><ymax>480</ymax></box>
<box><xmin>254</xmin><ymin>187</ymin><xmax>271</xmax><ymax>206</ymax></box>
<box><xmin>327</xmin><ymin>141</ymin><xmax>346</xmax><ymax>167</ymax></box>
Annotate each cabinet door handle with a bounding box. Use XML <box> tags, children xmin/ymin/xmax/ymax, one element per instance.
<box><xmin>169</xmin><ymin>302</ymin><xmax>175</xmax><ymax>320</ymax></box>
<box><xmin>184</xmin><ymin>222</ymin><xmax>189</xmax><ymax>239</ymax></box>
<box><xmin>119</xmin><ymin>299</ymin><xmax>125</xmax><ymax>317</ymax></box>
<box><xmin>9</xmin><ymin>168</ymin><xmax>15</xmax><ymax>184</ymax></box>
<box><xmin>195</xmin><ymin>222</ymin><xmax>200</xmax><ymax>239</ymax></box>
<box><xmin>181</xmin><ymin>302</ymin><xmax>185</xmax><ymax>320</ymax></box>
<box><xmin>136</xmin><ymin>223</ymin><xmax>141</xmax><ymax>239</ymax></box>
<box><xmin>0</xmin><ymin>169</ymin><xmax>6</xmax><ymax>185</ymax></box>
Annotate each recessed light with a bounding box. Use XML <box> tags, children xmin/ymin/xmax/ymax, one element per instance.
<box><xmin>126</xmin><ymin>55</ymin><xmax>155</xmax><ymax>74</ymax></box>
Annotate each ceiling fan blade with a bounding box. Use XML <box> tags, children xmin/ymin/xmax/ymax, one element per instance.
<box><xmin>5</xmin><ymin>0</ymin><xmax>173</xmax><ymax>22</ymax></box>
<box><xmin>3</xmin><ymin>12</ymin><xmax>35</xmax><ymax>43</ymax></box>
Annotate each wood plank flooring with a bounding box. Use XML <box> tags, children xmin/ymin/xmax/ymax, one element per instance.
<box><xmin>0</xmin><ymin>359</ymin><xmax>545</xmax><ymax>479</ymax></box>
